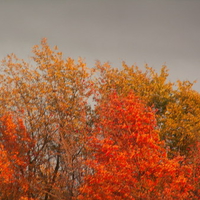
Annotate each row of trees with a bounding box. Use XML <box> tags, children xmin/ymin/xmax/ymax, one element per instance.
<box><xmin>0</xmin><ymin>39</ymin><xmax>199</xmax><ymax>199</ymax></box>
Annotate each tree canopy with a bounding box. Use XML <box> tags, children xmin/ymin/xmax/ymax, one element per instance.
<box><xmin>0</xmin><ymin>39</ymin><xmax>199</xmax><ymax>199</ymax></box>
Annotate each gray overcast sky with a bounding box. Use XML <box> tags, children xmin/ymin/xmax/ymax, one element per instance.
<box><xmin>0</xmin><ymin>0</ymin><xmax>200</xmax><ymax>91</ymax></box>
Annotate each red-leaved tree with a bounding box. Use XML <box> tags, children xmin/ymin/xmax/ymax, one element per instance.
<box><xmin>78</xmin><ymin>92</ymin><xmax>193</xmax><ymax>200</ymax></box>
<box><xmin>0</xmin><ymin>114</ymin><xmax>34</xmax><ymax>199</ymax></box>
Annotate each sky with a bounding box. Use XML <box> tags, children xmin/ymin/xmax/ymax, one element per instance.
<box><xmin>0</xmin><ymin>0</ymin><xmax>200</xmax><ymax>91</ymax></box>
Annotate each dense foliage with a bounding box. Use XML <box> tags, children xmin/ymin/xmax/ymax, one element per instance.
<box><xmin>0</xmin><ymin>39</ymin><xmax>199</xmax><ymax>199</ymax></box>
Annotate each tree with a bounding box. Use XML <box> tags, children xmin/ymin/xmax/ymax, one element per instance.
<box><xmin>93</xmin><ymin>62</ymin><xmax>200</xmax><ymax>158</ymax></box>
<box><xmin>160</xmin><ymin>80</ymin><xmax>200</xmax><ymax>158</ymax></box>
<box><xmin>0</xmin><ymin>114</ymin><xmax>34</xmax><ymax>199</ymax></box>
<box><xmin>78</xmin><ymin>92</ymin><xmax>193</xmax><ymax>200</ymax></box>
<box><xmin>0</xmin><ymin>39</ymin><xmax>92</xmax><ymax>199</ymax></box>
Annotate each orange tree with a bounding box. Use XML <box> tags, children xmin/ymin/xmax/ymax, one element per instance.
<box><xmin>78</xmin><ymin>92</ymin><xmax>194</xmax><ymax>200</ymax></box>
<box><xmin>0</xmin><ymin>114</ymin><xmax>34</xmax><ymax>200</ymax></box>
<box><xmin>0</xmin><ymin>39</ymin><xmax>92</xmax><ymax>199</ymax></box>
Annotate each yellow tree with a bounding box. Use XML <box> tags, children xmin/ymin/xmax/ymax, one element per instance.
<box><xmin>0</xmin><ymin>39</ymin><xmax>92</xmax><ymax>199</ymax></box>
<box><xmin>160</xmin><ymin>80</ymin><xmax>200</xmax><ymax>158</ymax></box>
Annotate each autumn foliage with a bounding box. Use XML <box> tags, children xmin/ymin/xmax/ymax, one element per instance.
<box><xmin>0</xmin><ymin>39</ymin><xmax>200</xmax><ymax>199</ymax></box>
<box><xmin>0</xmin><ymin>114</ymin><xmax>33</xmax><ymax>199</ymax></box>
<box><xmin>78</xmin><ymin>92</ymin><xmax>194</xmax><ymax>199</ymax></box>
